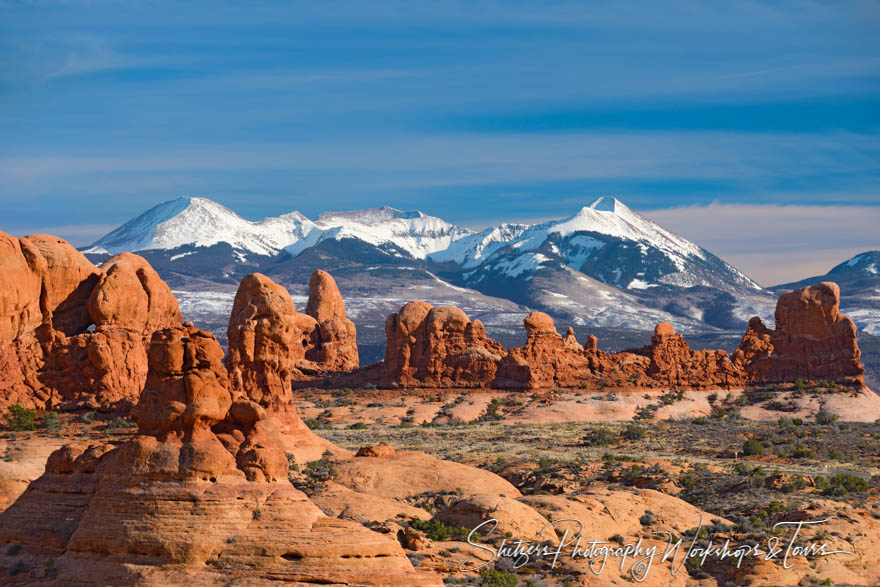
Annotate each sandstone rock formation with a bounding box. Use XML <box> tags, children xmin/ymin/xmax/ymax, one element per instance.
<box><xmin>381</xmin><ymin>301</ymin><xmax>506</xmax><ymax>387</ymax></box>
<box><xmin>305</xmin><ymin>270</ymin><xmax>359</xmax><ymax>371</ymax></box>
<box><xmin>734</xmin><ymin>282</ymin><xmax>864</xmax><ymax>385</ymax></box>
<box><xmin>225</xmin><ymin>272</ymin><xmax>346</xmax><ymax>462</ymax></box>
<box><xmin>0</xmin><ymin>324</ymin><xmax>438</xmax><ymax>586</ymax></box>
<box><xmin>636</xmin><ymin>321</ymin><xmax>745</xmax><ymax>388</ymax></box>
<box><xmin>494</xmin><ymin>311</ymin><xmax>616</xmax><ymax>389</ymax></box>
<box><xmin>0</xmin><ymin>231</ymin><xmax>182</xmax><ymax>411</ymax></box>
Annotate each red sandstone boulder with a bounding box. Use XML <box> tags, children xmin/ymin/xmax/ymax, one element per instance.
<box><xmin>25</xmin><ymin>234</ymin><xmax>99</xmax><ymax>335</ymax></box>
<box><xmin>381</xmin><ymin>301</ymin><xmax>506</xmax><ymax>387</ymax></box>
<box><xmin>227</xmin><ymin>273</ymin><xmax>317</xmax><ymax>404</ymax></box>
<box><xmin>0</xmin><ymin>232</ymin><xmax>182</xmax><ymax>411</ymax></box>
<box><xmin>88</xmin><ymin>252</ymin><xmax>181</xmax><ymax>333</ymax></box>
<box><xmin>734</xmin><ymin>282</ymin><xmax>864</xmax><ymax>385</ymax></box>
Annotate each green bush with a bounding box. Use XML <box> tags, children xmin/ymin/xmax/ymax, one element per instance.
<box><xmin>478</xmin><ymin>399</ymin><xmax>503</xmax><ymax>422</ymax></box>
<box><xmin>815</xmin><ymin>408</ymin><xmax>838</xmax><ymax>425</ymax></box>
<box><xmin>822</xmin><ymin>473</ymin><xmax>868</xmax><ymax>496</ymax></box>
<box><xmin>582</xmin><ymin>427</ymin><xmax>616</xmax><ymax>447</ymax></box>
<box><xmin>41</xmin><ymin>411</ymin><xmax>60</xmax><ymax>433</ymax></box>
<box><xmin>622</xmin><ymin>423</ymin><xmax>647</xmax><ymax>441</ymax></box>
<box><xmin>411</xmin><ymin>518</ymin><xmax>469</xmax><ymax>542</ymax></box>
<box><xmin>479</xmin><ymin>568</ymin><xmax>518</xmax><ymax>587</ymax></box>
<box><xmin>5</xmin><ymin>405</ymin><xmax>36</xmax><ymax>431</ymax></box>
<box><xmin>346</xmin><ymin>421</ymin><xmax>368</xmax><ymax>430</ymax></box>
<box><xmin>742</xmin><ymin>439</ymin><xmax>764</xmax><ymax>456</ymax></box>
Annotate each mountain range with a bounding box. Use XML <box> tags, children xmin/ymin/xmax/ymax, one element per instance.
<box><xmin>81</xmin><ymin>196</ymin><xmax>880</xmax><ymax>347</ymax></box>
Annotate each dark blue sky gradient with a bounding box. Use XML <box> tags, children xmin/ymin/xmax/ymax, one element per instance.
<box><xmin>1</xmin><ymin>0</ymin><xmax>878</xmax><ymax>241</ymax></box>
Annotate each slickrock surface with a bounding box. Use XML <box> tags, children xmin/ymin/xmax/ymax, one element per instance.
<box><xmin>381</xmin><ymin>301</ymin><xmax>507</xmax><ymax>387</ymax></box>
<box><xmin>734</xmin><ymin>282</ymin><xmax>865</xmax><ymax>385</ymax></box>
<box><xmin>0</xmin><ymin>231</ymin><xmax>181</xmax><ymax>411</ymax></box>
<box><xmin>0</xmin><ymin>325</ymin><xmax>439</xmax><ymax>586</ymax></box>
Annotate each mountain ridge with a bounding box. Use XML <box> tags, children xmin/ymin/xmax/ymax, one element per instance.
<box><xmin>77</xmin><ymin>195</ymin><xmax>791</xmax><ymax>334</ymax></box>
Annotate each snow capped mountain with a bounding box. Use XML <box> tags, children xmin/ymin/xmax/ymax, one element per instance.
<box><xmin>84</xmin><ymin>197</ymin><xmax>319</xmax><ymax>257</ymax></box>
<box><xmin>287</xmin><ymin>206</ymin><xmax>473</xmax><ymax>259</ymax></box>
<box><xmin>831</xmin><ymin>251</ymin><xmax>880</xmax><ymax>277</ymax></box>
<box><xmin>84</xmin><ymin>194</ymin><xmax>774</xmax><ymax>332</ymax></box>
<box><xmin>86</xmin><ymin>199</ymin><xmax>470</xmax><ymax>261</ymax></box>
<box><xmin>429</xmin><ymin>223</ymin><xmax>530</xmax><ymax>268</ymax></box>
<box><xmin>440</xmin><ymin>196</ymin><xmax>761</xmax><ymax>295</ymax></box>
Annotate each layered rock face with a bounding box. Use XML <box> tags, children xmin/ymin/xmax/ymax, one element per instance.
<box><xmin>734</xmin><ymin>282</ymin><xmax>864</xmax><ymax>385</ymax></box>
<box><xmin>0</xmin><ymin>325</ymin><xmax>438</xmax><ymax>586</ymax></box>
<box><xmin>0</xmin><ymin>232</ymin><xmax>181</xmax><ymax>411</ymax></box>
<box><xmin>382</xmin><ymin>301</ymin><xmax>507</xmax><ymax>387</ymax></box>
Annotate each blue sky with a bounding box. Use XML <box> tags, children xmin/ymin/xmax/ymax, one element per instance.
<box><xmin>1</xmin><ymin>0</ymin><xmax>878</xmax><ymax>283</ymax></box>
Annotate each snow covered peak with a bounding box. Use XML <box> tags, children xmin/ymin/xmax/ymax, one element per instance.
<box><xmin>84</xmin><ymin>196</ymin><xmax>318</xmax><ymax>256</ymax></box>
<box><xmin>429</xmin><ymin>223</ymin><xmax>531</xmax><ymax>268</ymax></box>
<box><xmin>832</xmin><ymin>251</ymin><xmax>880</xmax><ymax>276</ymax></box>
<box><xmin>293</xmin><ymin>207</ymin><xmax>472</xmax><ymax>259</ymax></box>
<box><xmin>549</xmin><ymin>199</ymin><xmax>704</xmax><ymax>262</ymax></box>
<box><xmin>589</xmin><ymin>196</ymin><xmax>626</xmax><ymax>213</ymax></box>
<box><xmin>316</xmin><ymin>206</ymin><xmax>424</xmax><ymax>224</ymax></box>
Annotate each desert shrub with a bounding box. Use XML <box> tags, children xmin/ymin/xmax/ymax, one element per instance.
<box><xmin>822</xmin><ymin>473</ymin><xmax>868</xmax><ymax>496</ymax></box>
<box><xmin>478</xmin><ymin>568</ymin><xmax>518</xmax><ymax>587</ymax></box>
<box><xmin>41</xmin><ymin>411</ymin><xmax>60</xmax><ymax>433</ymax></box>
<box><xmin>789</xmin><ymin>445</ymin><xmax>814</xmax><ymax>459</ymax></box>
<box><xmin>304</xmin><ymin>418</ymin><xmax>329</xmax><ymax>430</ymax></box>
<box><xmin>815</xmin><ymin>408</ymin><xmax>838</xmax><ymax>425</ymax></box>
<box><xmin>346</xmin><ymin>421</ymin><xmax>368</xmax><ymax>430</ymax></box>
<box><xmin>582</xmin><ymin>427</ymin><xmax>616</xmax><ymax>447</ymax></box>
<box><xmin>742</xmin><ymin>439</ymin><xmax>764</xmax><ymax>456</ymax></box>
<box><xmin>105</xmin><ymin>417</ymin><xmax>133</xmax><ymax>430</ymax></box>
<box><xmin>5</xmin><ymin>405</ymin><xmax>36</xmax><ymax>431</ymax></box>
<box><xmin>678</xmin><ymin>471</ymin><xmax>698</xmax><ymax>488</ymax></box>
<box><xmin>478</xmin><ymin>399</ymin><xmax>502</xmax><ymax>422</ymax></box>
<box><xmin>622</xmin><ymin>424</ymin><xmax>647</xmax><ymax>441</ymax></box>
<box><xmin>411</xmin><ymin>519</ymin><xmax>469</xmax><ymax>542</ymax></box>
<box><xmin>639</xmin><ymin>510</ymin><xmax>655</xmax><ymax>526</ymax></box>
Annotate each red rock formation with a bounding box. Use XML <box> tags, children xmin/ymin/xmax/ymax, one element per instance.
<box><xmin>0</xmin><ymin>232</ymin><xmax>181</xmax><ymax>411</ymax></box>
<box><xmin>305</xmin><ymin>269</ymin><xmax>359</xmax><ymax>371</ymax></box>
<box><xmin>225</xmin><ymin>272</ymin><xmax>346</xmax><ymax>462</ymax></box>
<box><xmin>734</xmin><ymin>282</ymin><xmax>864</xmax><ymax>385</ymax></box>
<box><xmin>495</xmin><ymin>312</ymin><xmax>614</xmax><ymax>389</ymax></box>
<box><xmin>0</xmin><ymin>324</ymin><xmax>438</xmax><ymax>586</ymax></box>
<box><xmin>227</xmin><ymin>273</ymin><xmax>318</xmax><ymax>402</ymax></box>
<box><xmin>636</xmin><ymin>321</ymin><xmax>745</xmax><ymax>388</ymax></box>
<box><xmin>381</xmin><ymin>301</ymin><xmax>506</xmax><ymax>387</ymax></box>
<box><xmin>226</xmin><ymin>272</ymin><xmax>358</xmax><ymax>402</ymax></box>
